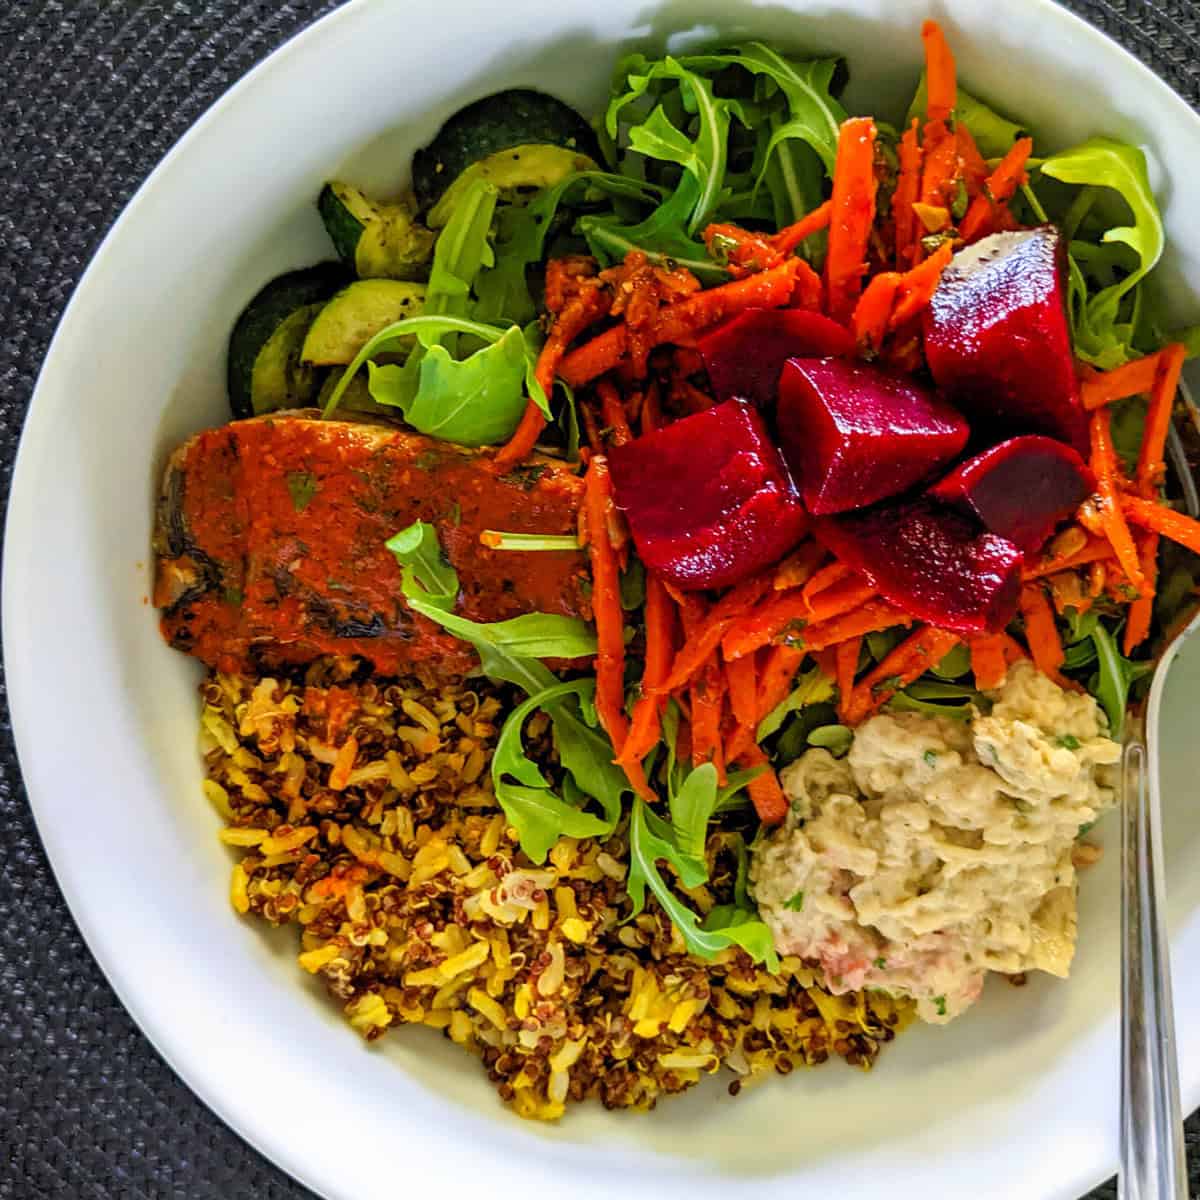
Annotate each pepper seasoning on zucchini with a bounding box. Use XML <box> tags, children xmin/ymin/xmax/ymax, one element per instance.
<box><xmin>318</xmin><ymin>182</ymin><xmax>436</xmax><ymax>280</ymax></box>
<box><xmin>412</xmin><ymin>88</ymin><xmax>601</xmax><ymax>227</ymax></box>
<box><xmin>301</xmin><ymin>278</ymin><xmax>427</xmax><ymax>366</ymax></box>
<box><xmin>226</xmin><ymin>262</ymin><xmax>348</xmax><ymax>418</ymax></box>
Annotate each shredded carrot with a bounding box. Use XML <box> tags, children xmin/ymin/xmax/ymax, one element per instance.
<box><xmin>1123</xmin><ymin>493</ymin><xmax>1200</xmax><ymax>557</ymax></box>
<box><xmin>801</xmin><ymin>599</ymin><xmax>912</xmax><ymax>652</ymax></box>
<box><xmin>843</xmin><ymin>626</ymin><xmax>961</xmax><ymax>724</ymax></box>
<box><xmin>703</xmin><ymin>222</ymin><xmax>781</xmax><ymax>276</ymax></box>
<box><xmin>559</xmin><ymin>325</ymin><xmax>627</xmax><ymax>389</ymax></box>
<box><xmin>825</xmin><ymin>117</ymin><xmax>879</xmax><ymax>323</ymax></box>
<box><xmin>496</xmin><ymin>285</ymin><xmax>609</xmax><ymax>470</ymax></box>
<box><xmin>1136</xmin><ymin>341</ymin><xmax>1186</xmax><ymax>498</ymax></box>
<box><xmin>617</xmin><ymin>572</ymin><xmax>675</xmax><ymax>769</ymax></box>
<box><xmin>888</xmin><ymin>240</ymin><xmax>954</xmax><ymax>330</ymax></box>
<box><xmin>1047</xmin><ymin>570</ymin><xmax>1090</xmax><ymax>615</ymax></box>
<box><xmin>723</xmin><ymin>653</ymin><xmax>759</xmax><ymax>762</ymax></box>
<box><xmin>690</xmin><ymin>659</ymin><xmax>726</xmax><ymax>781</ymax></box>
<box><xmin>650</xmin><ymin>258</ymin><xmax>811</xmax><ymax>348</ymax></box>
<box><xmin>770</xmin><ymin>200</ymin><xmax>833</xmax><ymax>257</ymax></box>
<box><xmin>737</xmin><ymin>744</ymin><xmax>789</xmax><ymax>825</ymax></box>
<box><xmin>1001</xmin><ymin>633</ymin><xmax>1029</xmax><ymax>664</ymax></box>
<box><xmin>772</xmin><ymin>542</ymin><xmax>827</xmax><ymax>592</ymax></box>
<box><xmin>852</xmin><ymin>272</ymin><xmax>901</xmax><ymax>354</ymax></box>
<box><xmin>833</xmin><ymin>637</ymin><xmax>861</xmax><ymax>722</ymax></box>
<box><xmin>659</xmin><ymin>573</ymin><xmax>772</xmax><ymax>691</ymax></box>
<box><xmin>1018</xmin><ymin>583</ymin><xmax>1067</xmax><ymax>683</ymax></box>
<box><xmin>756</xmin><ymin>645</ymin><xmax>806</xmax><ymax>723</ymax></box>
<box><xmin>582</xmin><ymin>457</ymin><xmax>629</xmax><ymax>759</ymax></box>
<box><xmin>721</xmin><ymin>575</ymin><xmax>875</xmax><ymax>661</ymax></box>
<box><xmin>801</xmin><ymin>561</ymin><xmax>852</xmax><ymax>605</ymax></box>
<box><xmin>919</xmin><ymin>121</ymin><xmax>959</xmax><ymax>211</ymax></box>
<box><xmin>958</xmin><ymin>136</ymin><xmax>1034</xmax><ymax>243</ymax></box>
<box><xmin>1125</xmin><ymin>532</ymin><xmax>1159</xmax><ymax>654</ymax></box>
<box><xmin>596</xmin><ymin>378</ymin><xmax>634</xmax><ymax>446</ymax></box>
<box><xmin>893</xmin><ymin>119</ymin><xmax>924</xmax><ymax>268</ymax></box>
<box><xmin>1022</xmin><ymin>530</ymin><xmax>1114</xmax><ymax>579</ymax></box>
<box><xmin>954</xmin><ymin>124</ymin><xmax>990</xmax><ymax>197</ymax></box>
<box><xmin>1087</xmin><ymin>408</ymin><xmax>1147</xmax><ymax>594</ymax></box>
<box><xmin>969</xmin><ymin>634</ymin><xmax>1009</xmax><ymax>690</ymax></box>
<box><xmin>559</xmin><ymin>258</ymin><xmax>807</xmax><ymax>389</ymax></box>
<box><xmin>1080</xmin><ymin>351</ymin><xmax>1161</xmax><ymax>411</ymax></box>
<box><xmin>922</xmin><ymin>19</ymin><xmax>957</xmax><ymax>124</ymax></box>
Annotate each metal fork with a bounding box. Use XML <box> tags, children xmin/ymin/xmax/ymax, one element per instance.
<box><xmin>1118</xmin><ymin>378</ymin><xmax>1196</xmax><ymax>1200</ymax></box>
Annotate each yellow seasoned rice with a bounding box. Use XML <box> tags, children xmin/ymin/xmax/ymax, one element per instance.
<box><xmin>198</xmin><ymin>660</ymin><xmax>911</xmax><ymax>1120</ymax></box>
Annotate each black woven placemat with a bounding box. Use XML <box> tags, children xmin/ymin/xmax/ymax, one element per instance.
<box><xmin>0</xmin><ymin>2</ymin><xmax>1197</xmax><ymax>1196</ymax></box>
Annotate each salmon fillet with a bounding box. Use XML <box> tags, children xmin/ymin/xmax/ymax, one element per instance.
<box><xmin>153</xmin><ymin>413</ymin><xmax>589</xmax><ymax>677</ymax></box>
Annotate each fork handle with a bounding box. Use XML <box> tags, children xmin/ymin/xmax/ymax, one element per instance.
<box><xmin>1120</xmin><ymin>739</ymin><xmax>1187</xmax><ymax>1200</ymax></box>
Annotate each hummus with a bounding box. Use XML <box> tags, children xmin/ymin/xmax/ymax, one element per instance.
<box><xmin>750</xmin><ymin>661</ymin><xmax>1120</xmax><ymax>1023</ymax></box>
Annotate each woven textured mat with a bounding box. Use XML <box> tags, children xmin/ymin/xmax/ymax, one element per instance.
<box><xmin>1</xmin><ymin>2</ymin><xmax>1198</xmax><ymax>1196</ymax></box>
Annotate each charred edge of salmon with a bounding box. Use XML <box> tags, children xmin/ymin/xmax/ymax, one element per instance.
<box><xmin>153</xmin><ymin>446</ymin><xmax>228</xmax><ymax>613</ymax></box>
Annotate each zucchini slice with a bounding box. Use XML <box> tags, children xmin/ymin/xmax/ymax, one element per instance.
<box><xmin>249</xmin><ymin>302</ymin><xmax>326</xmax><ymax>416</ymax></box>
<box><xmin>412</xmin><ymin>88</ymin><xmax>601</xmax><ymax>217</ymax></box>
<box><xmin>301</xmin><ymin>279</ymin><xmax>427</xmax><ymax>366</ymax></box>
<box><xmin>318</xmin><ymin>182</ymin><xmax>436</xmax><ymax>279</ymax></box>
<box><xmin>315</xmin><ymin>369</ymin><xmax>389</xmax><ymax>416</ymax></box>
<box><xmin>227</xmin><ymin>262</ymin><xmax>347</xmax><ymax>419</ymax></box>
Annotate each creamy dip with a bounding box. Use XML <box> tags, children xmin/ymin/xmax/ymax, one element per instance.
<box><xmin>750</xmin><ymin>661</ymin><xmax>1120</xmax><ymax>1023</ymax></box>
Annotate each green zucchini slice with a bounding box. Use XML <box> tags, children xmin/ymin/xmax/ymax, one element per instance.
<box><xmin>318</xmin><ymin>182</ymin><xmax>436</xmax><ymax>279</ymax></box>
<box><xmin>314</xmin><ymin>369</ymin><xmax>388</xmax><ymax>416</ymax></box>
<box><xmin>412</xmin><ymin>88</ymin><xmax>601</xmax><ymax>217</ymax></box>
<box><xmin>249</xmin><ymin>302</ymin><xmax>326</xmax><ymax>416</ymax></box>
<box><xmin>300</xmin><ymin>279</ymin><xmax>427</xmax><ymax>366</ymax></box>
<box><xmin>227</xmin><ymin>262</ymin><xmax>347</xmax><ymax>419</ymax></box>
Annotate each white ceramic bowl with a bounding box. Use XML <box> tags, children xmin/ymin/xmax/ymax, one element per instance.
<box><xmin>7</xmin><ymin>1</ymin><xmax>1200</xmax><ymax>1197</ymax></box>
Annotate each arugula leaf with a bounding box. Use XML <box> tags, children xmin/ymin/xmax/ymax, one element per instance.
<box><xmin>906</xmin><ymin>75</ymin><xmax>1026</xmax><ymax>158</ymax></box>
<box><xmin>491</xmin><ymin>679</ymin><xmax>624</xmax><ymax>863</ymax></box>
<box><xmin>422</xmin><ymin>177</ymin><xmax>498</xmax><ymax>350</ymax></box>
<box><xmin>383</xmin><ymin>520</ymin><xmax>457</xmax><ymax>611</ymax></box>
<box><xmin>1090</xmin><ymin>623</ymin><xmax>1153</xmax><ymax>738</ymax></box>
<box><xmin>325</xmin><ymin>313</ymin><xmax>547</xmax><ymax>439</ymax></box>
<box><xmin>682</xmin><ymin>44</ymin><xmax>845</xmax><ymax>174</ymax></box>
<box><xmin>1040</xmin><ymin>139</ymin><xmax>1164</xmax><ymax>368</ymax></box>
<box><xmin>668</xmin><ymin>761</ymin><xmax>720</xmax><ymax>878</ymax></box>
<box><xmin>368</xmin><ymin>324</ymin><xmax>532</xmax><ymax>446</ymax></box>
<box><xmin>807</xmin><ymin>724</ymin><xmax>853</xmax><ymax>756</ymax></box>
<box><xmin>713</xmin><ymin>765</ymin><xmax>765</xmax><ymax>814</ymax></box>
<box><xmin>757</xmin><ymin>665</ymin><xmax>836</xmax><ymax>739</ymax></box>
<box><xmin>627</xmin><ymin>796</ymin><xmax>778</xmax><ymax>968</ymax></box>
<box><xmin>930</xmin><ymin>642</ymin><xmax>972</xmax><ymax>680</ymax></box>
<box><xmin>700</xmin><ymin>834</ymin><xmax>779</xmax><ymax>969</ymax></box>
<box><xmin>473</xmin><ymin>171</ymin><xmax>659</xmax><ymax>325</ymax></box>
<box><xmin>387</xmin><ymin>520</ymin><xmax>597</xmax><ymax>676</ymax></box>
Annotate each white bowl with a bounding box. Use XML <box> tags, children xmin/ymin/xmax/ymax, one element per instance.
<box><xmin>6</xmin><ymin>1</ymin><xmax>1200</xmax><ymax>1197</ymax></box>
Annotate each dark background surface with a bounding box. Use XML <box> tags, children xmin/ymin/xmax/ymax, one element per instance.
<box><xmin>0</xmin><ymin>2</ymin><xmax>1197</xmax><ymax>1196</ymax></box>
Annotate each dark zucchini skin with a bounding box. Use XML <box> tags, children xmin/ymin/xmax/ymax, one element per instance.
<box><xmin>412</xmin><ymin>88</ymin><xmax>601</xmax><ymax>212</ymax></box>
<box><xmin>317</xmin><ymin>185</ymin><xmax>365</xmax><ymax>265</ymax></box>
<box><xmin>227</xmin><ymin>263</ymin><xmax>348</xmax><ymax>419</ymax></box>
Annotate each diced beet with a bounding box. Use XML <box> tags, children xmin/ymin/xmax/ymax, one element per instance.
<box><xmin>608</xmin><ymin>399</ymin><xmax>807</xmax><ymax>591</ymax></box>
<box><xmin>776</xmin><ymin>357</ymin><xmax>969</xmax><ymax>515</ymax></box>
<box><xmin>929</xmin><ymin>435</ymin><xmax>1095</xmax><ymax>554</ymax></box>
<box><xmin>924</xmin><ymin>226</ymin><xmax>1087</xmax><ymax>453</ymax></box>
<box><xmin>698</xmin><ymin>308</ymin><xmax>855</xmax><ymax>408</ymax></box>
<box><xmin>812</xmin><ymin>499</ymin><xmax>1022</xmax><ymax>634</ymax></box>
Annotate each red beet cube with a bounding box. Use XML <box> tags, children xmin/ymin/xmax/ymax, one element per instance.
<box><xmin>924</xmin><ymin>226</ymin><xmax>1087</xmax><ymax>453</ymax></box>
<box><xmin>929</xmin><ymin>435</ymin><xmax>1095</xmax><ymax>554</ymax></box>
<box><xmin>813</xmin><ymin>498</ymin><xmax>1022</xmax><ymax>634</ymax></box>
<box><xmin>608</xmin><ymin>399</ymin><xmax>807</xmax><ymax>591</ymax></box>
<box><xmin>698</xmin><ymin>308</ymin><xmax>855</xmax><ymax>409</ymax></box>
<box><xmin>776</xmin><ymin>357</ymin><xmax>969</xmax><ymax>515</ymax></box>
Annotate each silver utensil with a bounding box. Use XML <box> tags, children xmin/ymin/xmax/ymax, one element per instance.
<box><xmin>1119</xmin><ymin>376</ymin><xmax>1197</xmax><ymax>1200</ymax></box>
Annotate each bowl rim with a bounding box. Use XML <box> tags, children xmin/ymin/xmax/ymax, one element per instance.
<box><xmin>6</xmin><ymin>1</ymin><xmax>1200</xmax><ymax>1197</ymax></box>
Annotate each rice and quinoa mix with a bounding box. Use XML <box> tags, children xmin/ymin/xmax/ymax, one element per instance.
<box><xmin>199</xmin><ymin>660</ymin><xmax>911</xmax><ymax>1120</ymax></box>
